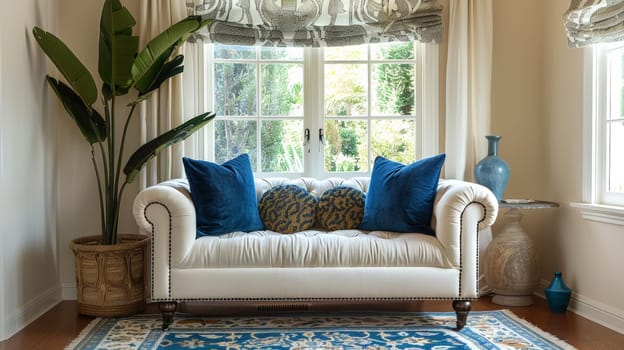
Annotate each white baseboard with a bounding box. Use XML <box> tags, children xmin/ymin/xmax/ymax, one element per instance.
<box><xmin>62</xmin><ymin>282</ymin><xmax>77</xmax><ymax>300</ymax></box>
<box><xmin>3</xmin><ymin>285</ymin><xmax>62</xmax><ymax>340</ymax></box>
<box><xmin>536</xmin><ymin>279</ymin><xmax>624</xmax><ymax>334</ymax></box>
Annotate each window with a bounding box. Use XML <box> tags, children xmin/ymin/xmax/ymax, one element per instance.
<box><xmin>209</xmin><ymin>46</ymin><xmax>305</xmax><ymax>174</ymax></box>
<box><xmin>200</xmin><ymin>42</ymin><xmax>438</xmax><ymax>178</ymax></box>
<box><xmin>601</xmin><ymin>44</ymin><xmax>624</xmax><ymax>204</ymax></box>
<box><xmin>573</xmin><ymin>43</ymin><xmax>624</xmax><ymax>224</ymax></box>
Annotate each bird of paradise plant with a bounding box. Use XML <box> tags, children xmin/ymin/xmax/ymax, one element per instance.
<box><xmin>32</xmin><ymin>0</ymin><xmax>214</xmax><ymax>244</ymax></box>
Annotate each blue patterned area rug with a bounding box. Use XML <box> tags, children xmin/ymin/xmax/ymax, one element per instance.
<box><xmin>66</xmin><ymin>310</ymin><xmax>575</xmax><ymax>349</ymax></box>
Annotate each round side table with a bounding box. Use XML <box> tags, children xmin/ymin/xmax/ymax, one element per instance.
<box><xmin>484</xmin><ymin>199</ymin><xmax>559</xmax><ymax>306</ymax></box>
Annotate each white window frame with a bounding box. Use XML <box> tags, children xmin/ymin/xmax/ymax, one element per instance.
<box><xmin>199</xmin><ymin>43</ymin><xmax>439</xmax><ymax>179</ymax></box>
<box><xmin>572</xmin><ymin>44</ymin><xmax>624</xmax><ymax>225</ymax></box>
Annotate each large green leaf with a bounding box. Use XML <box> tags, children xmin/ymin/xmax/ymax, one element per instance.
<box><xmin>99</xmin><ymin>0</ymin><xmax>139</xmax><ymax>94</ymax></box>
<box><xmin>140</xmin><ymin>54</ymin><xmax>185</xmax><ymax>97</ymax></box>
<box><xmin>123</xmin><ymin>112</ymin><xmax>215</xmax><ymax>183</ymax></box>
<box><xmin>133</xmin><ymin>46</ymin><xmax>174</xmax><ymax>94</ymax></box>
<box><xmin>132</xmin><ymin>16</ymin><xmax>209</xmax><ymax>94</ymax></box>
<box><xmin>46</xmin><ymin>76</ymin><xmax>106</xmax><ymax>144</ymax></box>
<box><xmin>127</xmin><ymin>55</ymin><xmax>185</xmax><ymax>107</ymax></box>
<box><xmin>32</xmin><ymin>27</ymin><xmax>97</xmax><ymax>107</ymax></box>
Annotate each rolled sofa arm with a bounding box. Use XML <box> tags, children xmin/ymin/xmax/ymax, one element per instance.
<box><xmin>133</xmin><ymin>179</ymin><xmax>196</xmax><ymax>298</ymax></box>
<box><xmin>433</xmin><ymin>179</ymin><xmax>498</xmax><ymax>298</ymax></box>
<box><xmin>433</xmin><ymin>179</ymin><xmax>499</xmax><ymax>267</ymax></box>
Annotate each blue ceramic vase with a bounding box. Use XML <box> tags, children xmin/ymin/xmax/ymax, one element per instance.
<box><xmin>474</xmin><ymin>135</ymin><xmax>509</xmax><ymax>201</ymax></box>
<box><xmin>545</xmin><ymin>272</ymin><xmax>572</xmax><ymax>313</ymax></box>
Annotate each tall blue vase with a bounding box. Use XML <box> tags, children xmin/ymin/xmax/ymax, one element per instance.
<box><xmin>545</xmin><ymin>272</ymin><xmax>572</xmax><ymax>313</ymax></box>
<box><xmin>474</xmin><ymin>135</ymin><xmax>509</xmax><ymax>201</ymax></box>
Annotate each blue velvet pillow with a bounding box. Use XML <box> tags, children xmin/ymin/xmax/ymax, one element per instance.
<box><xmin>182</xmin><ymin>154</ymin><xmax>264</xmax><ymax>237</ymax></box>
<box><xmin>359</xmin><ymin>154</ymin><xmax>445</xmax><ymax>235</ymax></box>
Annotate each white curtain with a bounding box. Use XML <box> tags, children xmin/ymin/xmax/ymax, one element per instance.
<box><xmin>138</xmin><ymin>0</ymin><xmax>203</xmax><ymax>189</ymax></box>
<box><xmin>445</xmin><ymin>0</ymin><xmax>493</xmax><ymax>295</ymax></box>
<box><xmin>445</xmin><ymin>0</ymin><xmax>493</xmax><ymax>182</ymax></box>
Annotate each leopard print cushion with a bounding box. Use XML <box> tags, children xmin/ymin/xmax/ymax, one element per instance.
<box><xmin>258</xmin><ymin>185</ymin><xmax>317</xmax><ymax>234</ymax></box>
<box><xmin>317</xmin><ymin>186</ymin><xmax>366</xmax><ymax>231</ymax></box>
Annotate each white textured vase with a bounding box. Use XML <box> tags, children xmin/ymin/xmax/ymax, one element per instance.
<box><xmin>484</xmin><ymin>209</ymin><xmax>539</xmax><ymax>306</ymax></box>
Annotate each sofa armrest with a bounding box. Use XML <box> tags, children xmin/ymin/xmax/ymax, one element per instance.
<box><xmin>433</xmin><ymin>179</ymin><xmax>498</xmax><ymax>267</ymax></box>
<box><xmin>433</xmin><ymin>179</ymin><xmax>498</xmax><ymax>298</ymax></box>
<box><xmin>133</xmin><ymin>179</ymin><xmax>196</xmax><ymax>299</ymax></box>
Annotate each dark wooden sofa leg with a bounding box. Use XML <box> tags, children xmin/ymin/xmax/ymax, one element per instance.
<box><xmin>452</xmin><ymin>300</ymin><xmax>471</xmax><ymax>331</ymax></box>
<box><xmin>159</xmin><ymin>301</ymin><xmax>178</xmax><ymax>330</ymax></box>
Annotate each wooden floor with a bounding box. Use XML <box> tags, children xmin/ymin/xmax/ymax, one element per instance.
<box><xmin>1</xmin><ymin>296</ymin><xmax>623</xmax><ymax>349</ymax></box>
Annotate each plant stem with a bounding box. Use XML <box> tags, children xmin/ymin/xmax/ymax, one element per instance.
<box><xmin>91</xmin><ymin>145</ymin><xmax>105</xmax><ymax>237</ymax></box>
<box><xmin>111</xmin><ymin>113</ymin><xmax>117</xmax><ymax>243</ymax></box>
<box><xmin>111</xmin><ymin>181</ymin><xmax>129</xmax><ymax>245</ymax></box>
<box><xmin>104</xmin><ymin>98</ymin><xmax>115</xmax><ymax>245</ymax></box>
<box><xmin>115</xmin><ymin>103</ymin><xmax>136</xmax><ymax>201</ymax></box>
<box><xmin>106</xmin><ymin>102</ymin><xmax>138</xmax><ymax>245</ymax></box>
<box><xmin>97</xmin><ymin>139</ymin><xmax>109</xmax><ymax>236</ymax></box>
<box><xmin>88</xmin><ymin>103</ymin><xmax>109</xmax><ymax>238</ymax></box>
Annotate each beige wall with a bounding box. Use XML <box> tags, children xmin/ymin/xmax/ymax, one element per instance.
<box><xmin>0</xmin><ymin>0</ymin><xmax>60</xmax><ymax>340</ymax></box>
<box><xmin>489</xmin><ymin>1</ymin><xmax>550</xmax><ymax>267</ymax></box>
<box><xmin>492</xmin><ymin>1</ymin><xmax>547</xmax><ymax>200</ymax></box>
<box><xmin>543</xmin><ymin>0</ymin><xmax>624</xmax><ymax>329</ymax></box>
<box><xmin>491</xmin><ymin>0</ymin><xmax>624</xmax><ymax>331</ymax></box>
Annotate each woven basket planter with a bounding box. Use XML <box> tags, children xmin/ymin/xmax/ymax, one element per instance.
<box><xmin>70</xmin><ymin>234</ymin><xmax>149</xmax><ymax>317</ymax></box>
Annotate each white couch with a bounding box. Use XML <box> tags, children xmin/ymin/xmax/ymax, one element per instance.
<box><xmin>133</xmin><ymin>177</ymin><xmax>498</xmax><ymax>330</ymax></box>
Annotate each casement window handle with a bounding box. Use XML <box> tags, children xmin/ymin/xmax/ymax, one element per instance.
<box><xmin>303</xmin><ymin>128</ymin><xmax>310</xmax><ymax>153</ymax></box>
<box><xmin>319</xmin><ymin>128</ymin><xmax>325</xmax><ymax>151</ymax></box>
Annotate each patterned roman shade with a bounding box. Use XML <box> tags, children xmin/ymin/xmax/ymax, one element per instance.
<box><xmin>185</xmin><ymin>0</ymin><xmax>442</xmax><ymax>47</ymax></box>
<box><xmin>564</xmin><ymin>0</ymin><xmax>624</xmax><ymax>47</ymax></box>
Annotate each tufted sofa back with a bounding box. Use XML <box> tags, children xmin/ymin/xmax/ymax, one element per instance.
<box><xmin>254</xmin><ymin>177</ymin><xmax>371</xmax><ymax>201</ymax></box>
<box><xmin>157</xmin><ymin>177</ymin><xmax>371</xmax><ymax>203</ymax></box>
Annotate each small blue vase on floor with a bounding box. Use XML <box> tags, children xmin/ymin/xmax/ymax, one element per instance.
<box><xmin>545</xmin><ymin>272</ymin><xmax>572</xmax><ymax>313</ymax></box>
<box><xmin>475</xmin><ymin>135</ymin><xmax>510</xmax><ymax>201</ymax></box>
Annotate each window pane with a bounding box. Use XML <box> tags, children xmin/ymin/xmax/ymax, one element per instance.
<box><xmin>261</xmin><ymin>63</ymin><xmax>303</xmax><ymax>116</ymax></box>
<box><xmin>214</xmin><ymin>63</ymin><xmax>257</xmax><ymax>116</ymax></box>
<box><xmin>324</xmin><ymin>119</ymin><xmax>368</xmax><ymax>172</ymax></box>
<box><xmin>608</xmin><ymin>120</ymin><xmax>624</xmax><ymax>193</ymax></box>
<box><xmin>608</xmin><ymin>47</ymin><xmax>624</xmax><ymax>120</ymax></box>
<box><xmin>261</xmin><ymin>120</ymin><xmax>304</xmax><ymax>172</ymax></box>
<box><xmin>371</xmin><ymin>119</ymin><xmax>416</xmax><ymax>164</ymax></box>
<box><xmin>371</xmin><ymin>42</ymin><xmax>415</xmax><ymax>60</ymax></box>
<box><xmin>214</xmin><ymin>120</ymin><xmax>258</xmax><ymax>169</ymax></box>
<box><xmin>371</xmin><ymin>63</ymin><xmax>415</xmax><ymax>115</ymax></box>
<box><xmin>261</xmin><ymin>47</ymin><xmax>303</xmax><ymax>61</ymax></box>
<box><xmin>214</xmin><ymin>45</ymin><xmax>256</xmax><ymax>59</ymax></box>
<box><xmin>325</xmin><ymin>64</ymin><xmax>368</xmax><ymax>116</ymax></box>
<box><xmin>325</xmin><ymin>46</ymin><xmax>367</xmax><ymax>61</ymax></box>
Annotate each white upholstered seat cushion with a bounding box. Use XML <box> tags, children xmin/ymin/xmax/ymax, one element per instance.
<box><xmin>178</xmin><ymin>229</ymin><xmax>452</xmax><ymax>269</ymax></box>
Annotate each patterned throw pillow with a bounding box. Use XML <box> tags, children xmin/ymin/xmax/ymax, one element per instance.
<box><xmin>317</xmin><ymin>186</ymin><xmax>366</xmax><ymax>231</ymax></box>
<box><xmin>258</xmin><ymin>185</ymin><xmax>317</xmax><ymax>234</ymax></box>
